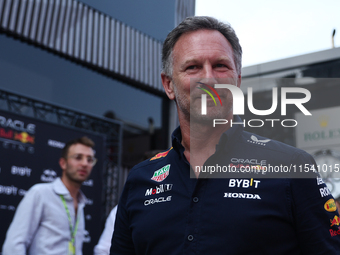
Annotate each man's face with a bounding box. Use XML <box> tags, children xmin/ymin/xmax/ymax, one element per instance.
<box><xmin>60</xmin><ymin>143</ymin><xmax>94</xmax><ymax>184</ymax></box>
<box><xmin>164</xmin><ymin>29</ymin><xmax>241</xmax><ymax>122</ymax></box>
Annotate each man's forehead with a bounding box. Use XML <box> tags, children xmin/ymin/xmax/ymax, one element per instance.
<box><xmin>173</xmin><ymin>29</ymin><xmax>232</xmax><ymax>54</ymax></box>
<box><xmin>68</xmin><ymin>143</ymin><xmax>94</xmax><ymax>155</ymax></box>
<box><xmin>176</xmin><ymin>29</ymin><xmax>230</xmax><ymax>46</ymax></box>
<box><xmin>172</xmin><ymin>29</ymin><xmax>234</xmax><ymax>65</ymax></box>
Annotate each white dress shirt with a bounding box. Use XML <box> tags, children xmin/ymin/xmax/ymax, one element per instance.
<box><xmin>93</xmin><ymin>205</ymin><xmax>117</xmax><ymax>255</ymax></box>
<box><xmin>2</xmin><ymin>177</ymin><xmax>86</xmax><ymax>255</ymax></box>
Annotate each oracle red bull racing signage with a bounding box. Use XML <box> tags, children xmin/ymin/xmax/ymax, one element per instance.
<box><xmin>14</xmin><ymin>132</ymin><xmax>35</xmax><ymax>144</ymax></box>
<box><xmin>0</xmin><ymin>116</ymin><xmax>35</xmax><ymax>134</ymax></box>
<box><xmin>151</xmin><ymin>164</ymin><xmax>170</xmax><ymax>182</ymax></box>
<box><xmin>0</xmin><ymin>115</ymin><xmax>36</xmax><ymax>153</ymax></box>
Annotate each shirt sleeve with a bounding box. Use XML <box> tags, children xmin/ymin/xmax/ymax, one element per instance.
<box><xmin>110</xmin><ymin>181</ymin><xmax>136</xmax><ymax>255</ymax></box>
<box><xmin>290</xmin><ymin>152</ymin><xmax>340</xmax><ymax>254</ymax></box>
<box><xmin>94</xmin><ymin>205</ymin><xmax>118</xmax><ymax>255</ymax></box>
<box><xmin>2</xmin><ymin>185</ymin><xmax>44</xmax><ymax>255</ymax></box>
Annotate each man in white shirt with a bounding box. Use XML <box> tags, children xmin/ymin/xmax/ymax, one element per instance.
<box><xmin>93</xmin><ymin>205</ymin><xmax>117</xmax><ymax>255</ymax></box>
<box><xmin>2</xmin><ymin>136</ymin><xmax>96</xmax><ymax>255</ymax></box>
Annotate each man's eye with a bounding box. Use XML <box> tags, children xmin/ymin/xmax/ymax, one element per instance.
<box><xmin>187</xmin><ymin>65</ymin><xmax>197</xmax><ymax>70</ymax></box>
<box><xmin>216</xmin><ymin>64</ymin><xmax>227</xmax><ymax>68</ymax></box>
<box><xmin>75</xmin><ymin>155</ymin><xmax>83</xmax><ymax>160</ymax></box>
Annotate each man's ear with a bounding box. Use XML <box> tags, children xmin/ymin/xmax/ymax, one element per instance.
<box><xmin>161</xmin><ymin>73</ymin><xmax>175</xmax><ymax>100</ymax></box>
<box><xmin>59</xmin><ymin>157</ymin><xmax>66</xmax><ymax>171</ymax></box>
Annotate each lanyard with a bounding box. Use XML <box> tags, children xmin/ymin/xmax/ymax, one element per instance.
<box><xmin>60</xmin><ymin>195</ymin><xmax>79</xmax><ymax>255</ymax></box>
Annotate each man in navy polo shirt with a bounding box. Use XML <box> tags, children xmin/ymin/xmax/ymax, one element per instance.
<box><xmin>111</xmin><ymin>16</ymin><xmax>340</xmax><ymax>254</ymax></box>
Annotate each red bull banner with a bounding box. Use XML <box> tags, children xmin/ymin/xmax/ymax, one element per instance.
<box><xmin>0</xmin><ymin>110</ymin><xmax>105</xmax><ymax>255</ymax></box>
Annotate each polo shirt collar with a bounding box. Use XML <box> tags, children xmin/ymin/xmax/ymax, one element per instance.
<box><xmin>171</xmin><ymin>115</ymin><xmax>244</xmax><ymax>155</ymax></box>
<box><xmin>52</xmin><ymin>177</ymin><xmax>86</xmax><ymax>204</ymax></box>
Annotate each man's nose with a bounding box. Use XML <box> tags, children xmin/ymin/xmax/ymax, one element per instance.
<box><xmin>200</xmin><ymin>65</ymin><xmax>217</xmax><ymax>85</ymax></box>
<box><xmin>80</xmin><ymin>156</ymin><xmax>90</xmax><ymax>165</ymax></box>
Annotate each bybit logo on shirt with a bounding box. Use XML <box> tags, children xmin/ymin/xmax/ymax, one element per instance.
<box><xmin>198</xmin><ymin>83</ymin><xmax>312</xmax><ymax>128</ymax></box>
<box><xmin>229</xmin><ymin>178</ymin><xmax>260</xmax><ymax>189</ymax></box>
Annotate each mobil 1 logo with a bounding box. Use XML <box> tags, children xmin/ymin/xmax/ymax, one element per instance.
<box><xmin>145</xmin><ymin>184</ymin><xmax>173</xmax><ymax>196</ymax></box>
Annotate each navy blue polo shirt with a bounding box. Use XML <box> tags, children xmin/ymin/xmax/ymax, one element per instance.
<box><xmin>111</xmin><ymin>120</ymin><xmax>340</xmax><ymax>254</ymax></box>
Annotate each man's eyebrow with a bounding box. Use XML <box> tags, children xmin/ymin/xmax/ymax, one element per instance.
<box><xmin>179</xmin><ymin>59</ymin><xmax>198</xmax><ymax>69</ymax></box>
<box><xmin>180</xmin><ymin>57</ymin><xmax>233</xmax><ymax>69</ymax></box>
<box><xmin>215</xmin><ymin>56</ymin><xmax>233</xmax><ymax>63</ymax></box>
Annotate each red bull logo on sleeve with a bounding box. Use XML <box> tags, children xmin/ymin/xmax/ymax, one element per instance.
<box><xmin>150</xmin><ymin>148</ymin><xmax>172</xmax><ymax>161</ymax></box>
<box><xmin>330</xmin><ymin>215</ymin><xmax>340</xmax><ymax>227</ymax></box>
<box><xmin>151</xmin><ymin>164</ymin><xmax>170</xmax><ymax>182</ymax></box>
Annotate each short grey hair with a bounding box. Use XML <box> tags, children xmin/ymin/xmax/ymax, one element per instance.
<box><xmin>162</xmin><ymin>16</ymin><xmax>242</xmax><ymax>77</ymax></box>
